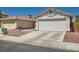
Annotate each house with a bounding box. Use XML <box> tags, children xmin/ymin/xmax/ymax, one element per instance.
<box><xmin>0</xmin><ymin>11</ymin><xmax>8</xmax><ymax>18</ymax></box>
<box><xmin>0</xmin><ymin>16</ymin><xmax>35</xmax><ymax>34</ymax></box>
<box><xmin>35</xmin><ymin>8</ymin><xmax>74</xmax><ymax>31</ymax></box>
<box><xmin>0</xmin><ymin>16</ymin><xmax>35</xmax><ymax>29</ymax></box>
<box><xmin>74</xmin><ymin>15</ymin><xmax>79</xmax><ymax>32</ymax></box>
<box><xmin>0</xmin><ymin>11</ymin><xmax>35</xmax><ymax>30</ymax></box>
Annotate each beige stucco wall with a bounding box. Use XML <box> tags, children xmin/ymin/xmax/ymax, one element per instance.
<box><xmin>17</xmin><ymin>20</ymin><xmax>35</xmax><ymax>29</ymax></box>
<box><xmin>35</xmin><ymin>20</ymin><xmax>39</xmax><ymax>30</ymax></box>
<box><xmin>66</xmin><ymin>17</ymin><xmax>70</xmax><ymax>31</ymax></box>
<box><xmin>36</xmin><ymin>15</ymin><xmax>70</xmax><ymax>31</ymax></box>
<box><xmin>1</xmin><ymin>20</ymin><xmax>16</xmax><ymax>29</ymax></box>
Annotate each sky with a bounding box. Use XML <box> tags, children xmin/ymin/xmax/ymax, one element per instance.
<box><xmin>0</xmin><ymin>7</ymin><xmax>79</xmax><ymax>16</ymax></box>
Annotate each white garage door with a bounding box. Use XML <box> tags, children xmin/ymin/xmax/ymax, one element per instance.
<box><xmin>38</xmin><ymin>20</ymin><xmax>66</xmax><ymax>31</ymax></box>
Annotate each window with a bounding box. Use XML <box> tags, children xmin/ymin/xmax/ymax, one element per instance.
<box><xmin>48</xmin><ymin>9</ymin><xmax>55</xmax><ymax>17</ymax></box>
<box><xmin>3</xmin><ymin>20</ymin><xmax>15</xmax><ymax>24</ymax></box>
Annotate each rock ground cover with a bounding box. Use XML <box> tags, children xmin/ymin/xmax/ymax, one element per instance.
<box><xmin>64</xmin><ymin>32</ymin><xmax>79</xmax><ymax>43</ymax></box>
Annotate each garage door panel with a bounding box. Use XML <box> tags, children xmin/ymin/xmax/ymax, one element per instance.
<box><xmin>38</xmin><ymin>21</ymin><xmax>66</xmax><ymax>31</ymax></box>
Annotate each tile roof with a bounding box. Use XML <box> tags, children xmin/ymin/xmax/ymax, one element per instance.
<box><xmin>0</xmin><ymin>12</ymin><xmax>8</xmax><ymax>16</ymax></box>
<box><xmin>0</xmin><ymin>16</ymin><xmax>34</xmax><ymax>21</ymax></box>
<box><xmin>35</xmin><ymin>8</ymin><xmax>72</xmax><ymax>18</ymax></box>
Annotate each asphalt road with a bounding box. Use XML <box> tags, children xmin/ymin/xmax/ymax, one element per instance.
<box><xmin>0</xmin><ymin>39</ymin><xmax>73</xmax><ymax>52</ymax></box>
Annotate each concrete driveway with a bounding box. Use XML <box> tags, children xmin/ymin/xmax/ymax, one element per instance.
<box><xmin>21</xmin><ymin>31</ymin><xmax>65</xmax><ymax>42</ymax></box>
<box><xmin>0</xmin><ymin>31</ymin><xmax>67</xmax><ymax>52</ymax></box>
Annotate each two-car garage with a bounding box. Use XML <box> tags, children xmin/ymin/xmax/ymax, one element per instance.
<box><xmin>38</xmin><ymin>20</ymin><xmax>66</xmax><ymax>31</ymax></box>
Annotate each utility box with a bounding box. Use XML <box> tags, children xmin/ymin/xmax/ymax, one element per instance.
<box><xmin>2</xmin><ymin>28</ymin><xmax>8</xmax><ymax>35</ymax></box>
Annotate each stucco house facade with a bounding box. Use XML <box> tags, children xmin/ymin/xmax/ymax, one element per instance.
<box><xmin>0</xmin><ymin>16</ymin><xmax>35</xmax><ymax>29</ymax></box>
<box><xmin>0</xmin><ymin>16</ymin><xmax>35</xmax><ymax>34</ymax></box>
<box><xmin>35</xmin><ymin>8</ymin><xmax>73</xmax><ymax>32</ymax></box>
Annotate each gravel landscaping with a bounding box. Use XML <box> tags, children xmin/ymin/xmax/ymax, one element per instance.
<box><xmin>64</xmin><ymin>32</ymin><xmax>79</xmax><ymax>43</ymax></box>
<box><xmin>5</xmin><ymin>29</ymin><xmax>34</xmax><ymax>37</ymax></box>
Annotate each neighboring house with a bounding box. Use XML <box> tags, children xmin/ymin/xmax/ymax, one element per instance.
<box><xmin>0</xmin><ymin>16</ymin><xmax>35</xmax><ymax>29</ymax></box>
<box><xmin>0</xmin><ymin>11</ymin><xmax>8</xmax><ymax>18</ymax></box>
<box><xmin>74</xmin><ymin>15</ymin><xmax>79</xmax><ymax>32</ymax></box>
<box><xmin>35</xmin><ymin>8</ymin><xmax>74</xmax><ymax>31</ymax></box>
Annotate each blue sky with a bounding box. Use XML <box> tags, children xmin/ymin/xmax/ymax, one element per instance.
<box><xmin>0</xmin><ymin>7</ymin><xmax>79</xmax><ymax>16</ymax></box>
